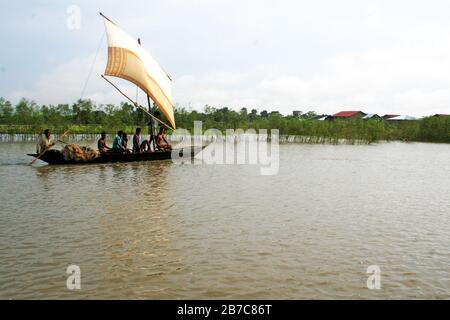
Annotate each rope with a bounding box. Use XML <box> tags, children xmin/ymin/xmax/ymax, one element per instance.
<box><xmin>32</xmin><ymin>21</ymin><xmax>106</xmax><ymax>165</ymax></box>
<box><xmin>80</xmin><ymin>30</ymin><xmax>106</xmax><ymax>100</ymax></box>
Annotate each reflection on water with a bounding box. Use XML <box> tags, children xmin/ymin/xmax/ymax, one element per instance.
<box><xmin>0</xmin><ymin>141</ymin><xmax>449</xmax><ymax>299</ymax></box>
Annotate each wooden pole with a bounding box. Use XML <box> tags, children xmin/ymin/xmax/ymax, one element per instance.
<box><xmin>138</xmin><ymin>37</ymin><xmax>158</xmax><ymax>151</ymax></box>
<box><xmin>101</xmin><ymin>75</ymin><xmax>174</xmax><ymax>130</ymax></box>
<box><xmin>147</xmin><ymin>95</ymin><xmax>157</xmax><ymax>151</ymax></box>
<box><xmin>99</xmin><ymin>12</ymin><xmax>115</xmax><ymax>25</ymax></box>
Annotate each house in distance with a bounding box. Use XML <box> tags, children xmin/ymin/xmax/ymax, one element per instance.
<box><xmin>332</xmin><ymin>111</ymin><xmax>367</xmax><ymax>120</ymax></box>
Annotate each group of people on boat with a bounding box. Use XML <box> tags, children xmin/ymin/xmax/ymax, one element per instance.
<box><xmin>98</xmin><ymin>126</ymin><xmax>172</xmax><ymax>154</ymax></box>
<box><xmin>35</xmin><ymin>125</ymin><xmax>172</xmax><ymax>157</ymax></box>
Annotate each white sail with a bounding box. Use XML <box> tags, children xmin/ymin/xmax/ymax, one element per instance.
<box><xmin>102</xmin><ymin>17</ymin><xmax>176</xmax><ymax>129</ymax></box>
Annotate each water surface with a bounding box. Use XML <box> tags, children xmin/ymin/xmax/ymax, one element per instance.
<box><xmin>0</xmin><ymin>139</ymin><xmax>449</xmax><ymax>299</ymax></box>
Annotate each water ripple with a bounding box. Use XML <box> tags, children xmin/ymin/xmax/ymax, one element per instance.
<box><xmin>0</xmin><ymin>142</ymin><xmax>449</xmax><ymax>299</ymax></box>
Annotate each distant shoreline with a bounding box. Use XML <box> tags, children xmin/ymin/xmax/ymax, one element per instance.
<box><xmin>1</xmin><ymin>98</ymin><xmax>448</xmax><ymax>143</ymax></box>
<box><xmin>0</xmin><ymin>123</ymin><xmax>448</xmax><ymax>144</ymax></box>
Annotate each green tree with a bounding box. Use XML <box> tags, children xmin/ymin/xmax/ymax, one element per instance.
<box><xmin>0</xmin><ymin>98</ymin><xmax>13</xmax><ymax>124</ymax></box>
<box><xmin>72</xmin><ymin>99</ymin><xmax>94</xmax><ymax>124</ymax></box>
<box><xmin>249</xmin><ymin>109</ymin><xmax>258</xmax><ymax>122</ymax></box>
<box><xmin>14</xmin><ymin>98</ymin><xmax>34</xmax><ymax>124</ymax></box>
<box><xmin>301</xmin><ymin>111</ymin><xmax>318</xmax><ymax>119</ymax></box>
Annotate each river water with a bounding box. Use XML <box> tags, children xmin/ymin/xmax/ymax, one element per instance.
<box><xmin>0</xmin><ymin>138</ymin><xmax>449</xmax><ymax>299</ymax></box>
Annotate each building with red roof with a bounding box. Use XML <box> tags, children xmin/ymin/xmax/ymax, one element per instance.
<box><xmin>332</xmin><ymin>111</ymin><xmax>366</xmax><ymax>119</ymax></box>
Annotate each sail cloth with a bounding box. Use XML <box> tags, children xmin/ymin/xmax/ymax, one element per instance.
<box><xmin>102</xmin><ymin>17</ymin><xmax>176</xmax><ymax>129</ymax></box>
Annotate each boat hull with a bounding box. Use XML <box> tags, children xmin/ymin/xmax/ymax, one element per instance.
<box><xmin>28</xmin><ymin>146</ymin><xmax>205</xmax><ymax>165</ymax></box>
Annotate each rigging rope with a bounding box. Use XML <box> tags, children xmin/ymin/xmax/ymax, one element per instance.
<box><xmin>80</xmin><ymin>30</ymin><xmax>106</xmax><ymax>100</ymax></box>
<box><xmin>33</xmin><ymin>23</ymin><xmax>106</xmax><ymax>165</ymax></box>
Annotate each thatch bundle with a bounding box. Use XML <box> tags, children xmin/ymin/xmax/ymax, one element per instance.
<box><xmin>62</xmin><ymin>144</ymin><xmax>100</xmax><ymax>162</ymax></box>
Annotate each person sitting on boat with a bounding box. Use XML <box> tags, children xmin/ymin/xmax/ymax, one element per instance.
<box><xmin>111</xmin><ymin>130</ymin><xmax>125</xmax><ymax>152</ymax></box>
<box><xmin>156</xmin><ymin>127</ymin><xmax>172</xmax><ymax>151</ymax></box>
<box><xmin>97</xmin><ymin>132</ymin><xmax>111</xmax><ymax>153</ymax></box>
<box><xmin>133</xmin><ymin>127</ymin><xmax>150</xmax><ymax>153</ymax></box>
<box><xmin>121</xmin><ymin>132</ymin><xmax>130</xmax><ymax>152</ymax></box>
<box><xmin>36</xmin><ymin>129</ymin><xmax>55</xmax><ymax>154</ymax></box>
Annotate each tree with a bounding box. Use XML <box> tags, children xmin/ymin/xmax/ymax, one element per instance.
<box><xmin>133</xmin><ymin>107</ymin><xmax>146</xmax><ymax>125</ymax></box>
<box><xmin>293</xmin><ymin>111</ymin><xmax>302</xmax><ymax>118</ymax></box>
<box><xmin>301</xmin><ymin>111</ymin><xmax>318</xmax><ymax>120</ymax></box>
<box><xmin>72</xmin><ymin>99</ymin><xmax>94</xmax><ymax>124</ymax></box>
<box><xmin>93</xmin><ymin>110</ymin><xmax>107</xmax><ymax>125</ymax></box>
<box><xmin>14</xmin><ymin>98</ymin><xmax>34</xmax><ymax>124</ymax></box>
<box><xmin>0</xmin><ymin>98</ymin><xmax>13</xmax><ymax>124</ymax></box>
<box><xmin>269</xmin><ymin>111</ymin><xmax>282</xmax><ymax>117</ymax></box>
<box><xmin>115</xmin><ymin>102</ymin><xmax>134</xmax><ymax>125</ymax></box>
<box><xmin>204</xmin><ymin>104</ymin><xmax>215</xmax><ymax>114</ymax></box>
<box><xmin>56</xmin><ymin>104</ymin><xmax>71</xmax><ymax>117</ymax></box>
<box><xmin>249</xmin><ymin>109</ymin><xmax>258</xmax><ymax>122</ymax></box>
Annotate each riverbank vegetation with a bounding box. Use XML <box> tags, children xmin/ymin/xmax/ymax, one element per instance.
<box><xmin>0</xmin><ymin>97</ymin><xmax>448</xmax><ymax>143</ymax></box>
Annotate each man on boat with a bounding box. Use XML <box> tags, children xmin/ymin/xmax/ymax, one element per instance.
<box><xmin>156</xmin><ymin>127</ymin><xmax>172</xmax><ymax>151</ymax></box>
<box><xmin>97</xmin><ymin>132</ymin><xmax>111</xmax><ymax>153</ymax></box>
<box><xmin>148</xmin><ymin>110</ymin><xmax>160</xmax><ymax>151</ymax></box>
<box><xmin>133</xmin><ymin>127</ymin><xmax>150</xmax><ymax>153</ymax></box>
<box><xmin>111</xmin><ymin>130</ymin><xmax>125</xmax><ymax>152</ymax></box>
<box><xmin>36</xmin><ymin>129</ymin><xmax>55</xmax><ymax>154</ymax></box>
<box><xmin>121</xmin><ymin>132</ymin><xmax>129</xmax><ymax>151</ymax></box>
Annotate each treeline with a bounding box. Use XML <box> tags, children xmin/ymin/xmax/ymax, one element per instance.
<box><xmin>0</xmin><ymin>98</ymin><xmax>148</xmax><ymax>129</ymax></box>
<box><xmin>0</xmin><ymin>97</ymin><xmax>449</xmax><ymax>143</ymax></box>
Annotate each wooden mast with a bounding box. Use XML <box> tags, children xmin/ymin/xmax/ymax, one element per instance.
<box><xmin>99</xmin><ymin>12</ymin><xmax>115</xmax><ymax>24</ymax></box>
<box><xmin>138</xmin><ymin>38</ymin><xmax>157</xmax><ymax>151</ymax></box>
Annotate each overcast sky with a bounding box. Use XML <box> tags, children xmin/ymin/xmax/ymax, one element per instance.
<box><xmin>1</xmin><ymin>0</ymin><xmax>450</xmax><ymax>116</ymax></box>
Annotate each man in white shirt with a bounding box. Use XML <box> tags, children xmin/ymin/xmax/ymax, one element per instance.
<box><xmin>36</xmin><ymin>129</ymin><xmax>55</xmax><ymax>154</ymax></box>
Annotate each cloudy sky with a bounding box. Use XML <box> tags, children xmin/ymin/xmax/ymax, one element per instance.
<box><xmin>1</xmin><ymin>0</ymin><xmax>450</xmax><ymax>116</ymax></box>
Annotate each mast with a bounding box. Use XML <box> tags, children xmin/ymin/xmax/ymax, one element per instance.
<box><xmin>138</xmin><ymin>37</ymin><xmax>157</xmax><ymax>151</ymax></box>
<box><xmin>99</xmin><ymin>12</ymin><xmax>115</xmax><ymax>24</ymax></box>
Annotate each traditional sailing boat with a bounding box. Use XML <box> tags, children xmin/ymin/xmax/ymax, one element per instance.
<box><xmin>28</xmin><ymin>13</ymin><xmax>204</xmax><ymax>165</ymax></box>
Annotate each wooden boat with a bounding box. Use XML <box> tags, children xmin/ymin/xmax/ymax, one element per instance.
<box><xmin>28</xmin><ymin>146</ymin><xmax>205</xmax><ymax>165</ymax></box>
<box><xmin>29</xmin><ymin>15</ymin><xmax>206</xmax><ymax>166</ymax></box>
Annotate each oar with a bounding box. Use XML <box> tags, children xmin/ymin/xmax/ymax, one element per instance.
<box><xmin>30</xmin><ymin>129</ymin><xmax>71</xmax><ymax>165</ymax></box>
